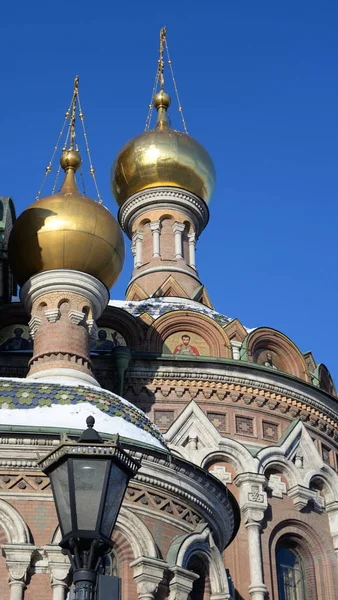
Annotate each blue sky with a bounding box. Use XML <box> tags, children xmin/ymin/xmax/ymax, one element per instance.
<box><xmin>0</xmin><ymin>1</ymin><xmax>337</xmax><ymax>380</ymax></box>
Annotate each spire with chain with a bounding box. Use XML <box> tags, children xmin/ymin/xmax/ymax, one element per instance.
<box><xmin>36</xmin><ymin>76</ymin><xmax>102</xmax><ymax>203</ymax></box>
<box><xmin>145</xmin><ymin>26</ymin><xmax>188</xmax><ymax>133</ymax></box>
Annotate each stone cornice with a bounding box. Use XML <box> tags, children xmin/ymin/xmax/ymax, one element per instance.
<box><xmin>125</xmin><ymin>361</ymin><xmax>338</xmax><ymax>437</ymax></box>
<box><xmin>119</xmin><ymin>187</ymin><xmax>209</xmax><ymax>237</ymax></box>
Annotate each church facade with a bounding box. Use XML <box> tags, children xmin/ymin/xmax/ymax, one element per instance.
<box><xmin>0</xmin><ymin>34</ymin><xmax>337</xmax><ymax>600</ymax></box>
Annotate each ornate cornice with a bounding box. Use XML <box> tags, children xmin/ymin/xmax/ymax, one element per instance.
<box><xmin>119</xmin><ymin>187</ymin><xmax>209</xmax><ymax>237</ymax></box>
<box><xmin>125</xmin><ymin>363</ymin><xmax>338</xmax><ymax>440</ymax></box>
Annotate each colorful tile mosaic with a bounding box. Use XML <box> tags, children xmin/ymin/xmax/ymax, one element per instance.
<box><xmin>0</xmin><ymin>380</ymin><xmax>164</xmax><ymax>444</ymax></box>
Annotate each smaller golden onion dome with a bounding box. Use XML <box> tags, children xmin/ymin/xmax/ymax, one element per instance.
<box><xmin>111</xmin><ymin>90</ymin><xmax>216</xmax><ymax>207</ymax></box>
<box><xmin>8</xmin><ymin>150</ymin><xmax>125</xmax><ymax>289</ymax></box>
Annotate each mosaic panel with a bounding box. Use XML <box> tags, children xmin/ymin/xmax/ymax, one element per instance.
<box><xmin>163</xmin><ymin>332</ymin><xmax>210</xmax><ymax>357</ymax></box>
<box><xmin>0</xmin><ymin>325</ymin><xmax>32</xmax><ymax>351</ymax></box>
<box><xmin>91</xmin><ymin>328</ymin><xmax>126</xmax><ymax>351</ymax></box>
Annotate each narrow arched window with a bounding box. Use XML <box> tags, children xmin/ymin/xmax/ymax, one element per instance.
<box><xmin>276</xmin><ymin>543</ymin><xmax>307</xmax><ymax>600</ymax></box>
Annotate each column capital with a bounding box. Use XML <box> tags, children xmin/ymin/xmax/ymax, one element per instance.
<box><xmin>168</xmin><ymin>566</ymin><xmax>199</xmax><ymax>600</ymax></box>
<box><xmin>234</xmin><ymin>473</ymin><xmax>268</xmax><ymax>524</ymax></box>
<box><xmin>172</xmin><ymin>221</ymin><xmax>185</xmax><ymax>234</ymax></box>
<box><xmin>150</xmin><ymin>221</ymin><xmax>161</xmax><ymax>232</ymax></box>
<box><xmin>188</xmin><ymin>232</ymin><xmax>196</xmax><ymax>243</ymax></box>
<box><xmin>130</xmin><ymin>556</ymin><xmax>168</xmax><ymax>600</ymax></box>
<box><xmin>2</xmin><ymin>543</ymin><xmax>34</xmax><ymax>583</ymax></box>
<box><xmin>133</xmin><ymin>229</ymin><xmax>144</xmax><ymax>242</ymax></box>
<box><xmin>44</xmin><ymin>544</ymin><xmax>71</xmax><ymax>585</ymax></box>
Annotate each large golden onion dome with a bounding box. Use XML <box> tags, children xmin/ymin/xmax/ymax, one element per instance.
<box><xmin>8</xmin><ymin>150</ymin><xmax>125</xmax><ymax>289</ymax></box>
<box><xmin>111</xmin><ymin>90</ymin><xmax>216</xmax><ymax>207</ymax></box>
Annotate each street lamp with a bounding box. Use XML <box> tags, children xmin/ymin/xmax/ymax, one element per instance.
<box><xmin>38</xmin><ymin>416</ymin><xmax>140</xmax><ymax>600</ymax></box>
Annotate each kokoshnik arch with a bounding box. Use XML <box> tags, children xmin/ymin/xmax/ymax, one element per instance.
<box><xmin>0</xmin><ymin>26</ymin><xmax>336</xmax><ymax>600</ymax></box>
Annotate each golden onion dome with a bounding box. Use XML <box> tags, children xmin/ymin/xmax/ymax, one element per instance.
<box><xmin>8</xmin><ymin>150</ymin><xmax>125</xmax><ymax>289</ymax></box>
<box><xmin>111</xmin><ymin>90</ymin><xmax>216</xmax><ymax>207</ymax></box>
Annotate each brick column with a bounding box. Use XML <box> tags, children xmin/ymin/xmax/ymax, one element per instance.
<box><xmin>20</xmin><ymin>270</ymin><xmax>109</xmax><ymax>386</ymax></box>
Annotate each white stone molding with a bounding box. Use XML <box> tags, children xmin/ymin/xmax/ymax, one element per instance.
<box><xmin>150</xmin><ymin>221</ymin><xmax>161</xmax><ymax>257</ymax></box>
<box><xmin>187</xmin><ymin>232</ymin><xmax>196</xmax><ymax>269</ymax></box>
<box><xmin>326</xmin><ymin>502</ymin><xmax>338</xmax><ymax>563</ymax></box>
<box><xmin>119</xmin><ymin>187</ymin><xmax>209</xmax><ymax>238</ymax></box>
<box><xmin>130</xmin><ymin>556</ymin><xmax>168</xmax><ymax>600</ymax></box>
<box><xmin>288</xmin><ymin>484</ymin><xmax>325</xmax><ymax>512</ymax></box>
<box><xmin>167</xmin><ymin>525</ymin><xmax>231</xmax><ymax>600</ymax></box>
<box><xmin>127</xmin><ymin>265</ymin><xmax>202</xmax><ymax>288</ymax></box>
<box><xmin>209</xmin><ymin>465</ymin><xmax>232</xmax><ymax>485</ymax></box>
<box><xmin>165</xmin><ymin>400</ymin><xmax>257</xmax><ymax>473</ymax></box>
<box><xmin>235</xmin><ymin>474</ymin><xmax>268</xmax><ymax>600</ymax></box>
<box><xmin>28</xmin><ymin>316</ymin><xmax>42</xmax><ymax>339</ymax></box>
<box><xmin>2</xmin><ymin>544</ymin><xmax>34</xmax><ymax>600</ymax></box>
<box><xmin>245</xmin><ymin>521</ymin><xmax>268</xmax><ymax>600</ymax></box>
<box><xmin>168</xmin><ymin>566</ymin><xmax>199</xmax><ymax>600</ymax></box>
<box><xmin>68</xmin><ymin>310</ymin><xmax>85</xmax><ymax>325</ymax></box>
<box><xmin>45</xmin><ymin>309</ymin><xmax>61</xmax><ymax>323</ymax></box>
<box><xmin>230</xmin><ymin>340</ymin><xmax>242</xmax><ymax>360</ymax></box>
<box><xmin>20</xmin><ymin>270</ymin><xmax>109</xmax><ymax>319</ymax></box>
<box><xmin>27</xmin><ymin>367</ymin><xmax>100</xmax><ymax>387</ymax></box>
<box><xmin>267</xmin><ymin>474</ymin><xmax>286</xmax><ymax>498</ymax></box>
<box><xmin>131</xmin><ymin>240</ymin><xmax>137</xmax><ymax>267</ymax></box>
<box><xmin>133</xmin><ymin>230</ymin><xmax>144</xmax><ymax>268</ymax></box>
<box><xmin>116</xmin><ymin>507</ymin><xmax>159</xmax><ymax>559</ymax></box>
<box><xmin>44</xmin><ymin>545</ymin><xmax>71</xmax><ymax>600</ymax></box>
<box><xmin>0</xmin><ymin>499</ymin><xmax>30</xmax><ymax>544</ymax></box>
<box><xmin>173</xmin><ymin>222</ymin><xmax>185</xmax><ymax>259</ymax></box>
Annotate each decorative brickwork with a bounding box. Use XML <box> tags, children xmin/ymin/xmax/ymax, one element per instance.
<box><xmin>207</xmin><ymin>412</ymin><xmax>227</xmax><ymax>433</ymax></box>
<box><xmin>235</xmin><ymin>415</ymin><xmax>254</xmax><ymax>436</ymax></box>
<box><xmin>125</xmin><ymin>485</ymin><xmax>203</xmax><ymax>526</ymax></box>
<box><xmin>322</xmin><ymin>444</ymin><xmax>331</xmax><ymax>465</ymax></box>
<box><xmin>154</xmin><ymin>410</ymin><xmax>175</xmax><ymax>429</ymax></box>
<box><xmin>262</xmin><ymin>421</ymin><xmax>279</xmax><ymax>442</ymax></box>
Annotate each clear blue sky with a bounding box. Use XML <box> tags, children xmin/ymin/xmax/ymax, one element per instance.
<box><xmin>0</xmin><ymin>1</ymin><xmax>337</xmax><ymax>381</ymax></box>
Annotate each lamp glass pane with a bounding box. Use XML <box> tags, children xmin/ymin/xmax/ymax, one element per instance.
<box><xmin>101</xmin><ymin>464</ymin><xmax>129</xmax><ymax>539</ymax></box>
<box><xmin>73</xmin><ymin>458</ymin><xmax>109</xmax><ymax>531</ymax></box>
<box><xmin>49</xmin><ymin>461</ymin><xmax>72</xmax><ymax>536</ymax></box>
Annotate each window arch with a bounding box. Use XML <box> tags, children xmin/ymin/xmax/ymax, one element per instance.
<box><xmin>276</xmin><ymin>541</ymin><xmax>307</xmax><ymax>600</ymax></box>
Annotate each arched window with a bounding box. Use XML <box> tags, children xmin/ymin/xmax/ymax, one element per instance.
<box><xmin>98</xmin><ymin>548</ymin><xmax>119</xmax><ymax>577</ymax></box>
<box><xmin>276</xmin><ymin>542</ymin><xmax>307</xmax><ymax>600</ymax></box>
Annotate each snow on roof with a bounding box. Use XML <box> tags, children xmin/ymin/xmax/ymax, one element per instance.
<box><xmin>0</xmin><ymin>376</ymin><xmax>165</xmax><ymax>449</ymax></box>
<box><xmin>109</xmin><ymin>297</ymin><xmax>233</xmax><ymax>327</ymax></box>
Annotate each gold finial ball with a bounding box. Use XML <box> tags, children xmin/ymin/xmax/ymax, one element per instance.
<box><xmin>60</xmin><ymin>149</ymin><xmax>81</xmax><ymax>172</ymax></box>
<box><xmin>153</xmin><ymin>90</ymin><xmax>171</xmax><ymax>110</ymax></box>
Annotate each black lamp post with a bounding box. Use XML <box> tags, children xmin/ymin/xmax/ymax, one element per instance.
<box><xmin>38</xmin><ymin>416</ymin><xmax>140</xmax><ymax>600</ymax></box>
